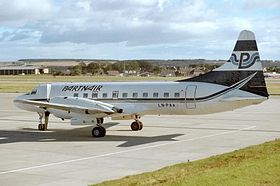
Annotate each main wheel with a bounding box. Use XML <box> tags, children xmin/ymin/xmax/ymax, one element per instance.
<box><xmin>138</xmin><ymin>121</ymin><xmax>143</xmax><ymax>130</ymax></box>
<box><xmin>99</xmin><ymin>126</ymin><xmax>106</xmax><ymax>137</ymax></box>
<box><xmin>92</xmin><ymin>127</ymin><xmax>101</xmax><ymax>137</ymax></box>
<box><xmin>131</xmin><ymin>121</ymin><xmax>140</xmax><ymax>131</ymax></box>
<box><xmin>92</xmin><ymin>126</ymin><xmax>106</xmax><ymax>137</ymax></box>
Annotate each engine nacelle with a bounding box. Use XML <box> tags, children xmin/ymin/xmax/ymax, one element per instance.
<box><xmin>49</xmin><ymin>108</ymin><xmax>73</xmax><ymax>119</ymax></box>
<box><xmin>70</xmin><ymin>118</ymin><xmax>97</xmax><ymax>125</ymax></box>
<box><xmin>111</xmin><ymin>115</ymin><xmax>135</xmax><ymax>120</ymax></box>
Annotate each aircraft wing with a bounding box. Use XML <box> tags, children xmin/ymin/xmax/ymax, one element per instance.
<box><xmin>15</xmin><ymin>98</ymin><xmax>123</xmax><ymax>116</ymax></box>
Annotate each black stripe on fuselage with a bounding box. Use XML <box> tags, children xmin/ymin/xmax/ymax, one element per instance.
<box><xmin>233</xmin><ymin>40</ymin><xmax>258</xmax><ymax>51</ymax></box>
<box><xmin>29</xmin><ymin>99</ymin><xmax>49</xmax><ymax>101</ymax></box>
<box><xmin>178</xmin><ymin>70</ymin><xmax>269</xmax><ymax>97</ymax></box>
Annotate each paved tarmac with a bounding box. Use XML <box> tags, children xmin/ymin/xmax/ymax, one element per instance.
<box><xmin>0</xmin><ymin>93</ymin><xmax>279</xmax><ymax>186</ymax></box>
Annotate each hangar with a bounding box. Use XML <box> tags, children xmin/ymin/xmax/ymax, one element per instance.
<box><xmin>0</xmin><ymin>66</ymin><xmax>49</xmax><ymax>75</ymax></box>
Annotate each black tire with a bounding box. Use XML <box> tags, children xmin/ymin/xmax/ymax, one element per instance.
<box><xmin>92</xmin><ymin>127</ymin><xmax>106</xmax><ymax>137</ymax></box>
<box><xmin>43</xmin><ymin>124</ymin><xmax>46</xmax><ymax>131</ymax></box>
<box><xmin>138</xmin><ymin>121</ymin><xmax>143</xmax><ymax>130</ymax></box>
<box><xmin>38</xmin><ymin>124</ymin><xmax>42</xmax><ymax>130</ymax></box>
<box><xmin>131</xmin><ymin>121</ymin><xmax>140</xmax><ymax>131</ymax></box>
<box><xmin>99</xmin><ymin>126</ymin><xmax>106</xmax><ymax>137</ymax></box>
<box><xmin>38</xmin><ymin>124</ymin><xmax>46</xmax><ymax>131</ymax></box>
<box><xmin>92</xmin><ymin>127</ymin><xmax>100</xmax><ymax>137</ymax></box>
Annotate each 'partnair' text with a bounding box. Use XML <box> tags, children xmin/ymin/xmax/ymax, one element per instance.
<box><xmin>62</xmin><ymin>85</ymin><xmax>103</xmax><ymax>92</ymax></box>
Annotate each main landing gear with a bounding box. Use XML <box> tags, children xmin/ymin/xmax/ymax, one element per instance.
<box><xmin>92</xmin><ymin>118</ymin><xmax>106</xmax><ymax>138</ymax></box>
<box><xmin>130</xmin><ymin>116</ymin><xmax>143</xmax><ymax>131</ymax></box>
<box><xmin>91</xmin><ymin>116</ymin><xmax>144</xmax><ymax>137</ymax></box>
<box><xmin>38</xmin><ymin>111</ymin><xmax>50</xmax><ymax>131</ymax></box>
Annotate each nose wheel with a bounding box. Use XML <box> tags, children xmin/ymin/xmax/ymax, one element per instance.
<box><xmin>38</xmin><ymin>111</ymin><xmax>50</xmax><ymax>131</ymax></box>
<box><xmin>38</xmin><ymin>124</ymin><xmax>47</xmax><ymax>131</ymax></box>
<box><xmin>131</xmin><ymin>120</ymin><xmax>143</xmax><ymax>131</ymax></box>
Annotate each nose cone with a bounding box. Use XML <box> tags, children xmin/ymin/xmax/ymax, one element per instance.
<box><xmin>14</xmin><ymin>94</ymin><xmax>27</xmax><ymax>110</ymax></box>
<box><xmin>14</xmin><ymin>94</ymin><xmax>44</xmax><ymax>113</ymax></box>
<box><xmin>14</xmin><ymin>94</ymin><xmax>24</xmax><ymax>102</ymax></box>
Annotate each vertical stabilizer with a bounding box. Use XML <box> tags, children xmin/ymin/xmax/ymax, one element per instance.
<box><xmin>179</xmin><ymin>30</ymin><xmax>269</xmax><ymax>98</ymax></box>
<box><xmin>214</xmin><ymin>30</ymin><xmax>262</xmax><ymax>71</ymax></box>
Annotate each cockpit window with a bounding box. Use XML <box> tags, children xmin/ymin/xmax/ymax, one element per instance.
<box><xmin>30</xmin><ymin>89</ymin><xmax>37</xmax><ymax>95</ymax></box>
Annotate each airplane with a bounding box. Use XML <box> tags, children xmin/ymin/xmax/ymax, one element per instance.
<box><xmin>14</xmin><ymin>30</ymin><xmax>269</xmax><ymax>137</ymax></box>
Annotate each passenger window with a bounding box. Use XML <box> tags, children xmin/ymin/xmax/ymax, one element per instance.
<box><xmin>92</xmin><ymin>92</ymin><xmax>98</xmax><ymax>98</ymax></box>
<box><xmin>132</xmin><ymin>92</ymin><xmax>138</xmax><ymax>98</ymax></box>
<box><xmin>83</xmin><ymin>93</ymin><xmax>88</xmax><ymax>98</ymax></box>
<box><xmin>174</xmin><ymin>92</ymin><xmax>180</xmax><ymax>98</ymax></box>
<box><xmin>122</xmin><ymin>93</ymin><xmax>128</xmax><ymax>98</ymax></box>
<box><xmin>102</xmin><ymin>93</ymin><xmax>108</xmax><ymax>98</ymax></box>
<box><xmin>74</xmin><ymin>93</ymin><xmax>79</xmax><ymax>97</ymax></box>
<box><xmin>153</xmin><ymin>92</ymin><xmax>158</xmax><ymax>98</ymax></box>
<box><xmin>143</xmin><ymin>92</ymin><xmax>148</xmax><ymax>97</ymax></box>
<box><xmin>164</xmin><ymin>92</ymin><xmax>169</xmax><ymax>98</ymax></box>
<box><xmin>112</xmin><ymin>91</ymin><xmax>119</xmax><ymax>98</ymax></box>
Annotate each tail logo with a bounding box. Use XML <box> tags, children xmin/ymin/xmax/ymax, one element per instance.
<box><xmin>228</xmin><ymin>52</ymin><xmax>260</xmax><ymax>69</ymax></box>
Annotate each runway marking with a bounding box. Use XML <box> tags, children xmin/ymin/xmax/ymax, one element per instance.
<box><xmin>0</xmin><ymin>125</ymin><xmax>256</xmax><ymax>175</ymax></box>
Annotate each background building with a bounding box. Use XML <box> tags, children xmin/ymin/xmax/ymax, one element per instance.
<box><xmin>0</xmin><ymin>66</ymin><xmax>49</xmax><ymax>75</ymax></box>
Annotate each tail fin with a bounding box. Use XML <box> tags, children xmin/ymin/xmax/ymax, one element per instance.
<box><xmin>214</xmin><ymin>30</ymin><xmax>262</xmax><ymax>71</ymax></box>
<box><xmin>179</xmin><ymin>30</ymin><xmax>269</xmax><ymax>98</ymax></box>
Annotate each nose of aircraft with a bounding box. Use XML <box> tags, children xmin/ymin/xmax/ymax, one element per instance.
<box><xmin>14</xmin><ymin>94</ymin><xmax>24</xmax><ymax>102</ymax></box>
<box><xmin>13</xmin><ymin>94</ymin><xmax>27</xmax><ymax>109</ymax></box>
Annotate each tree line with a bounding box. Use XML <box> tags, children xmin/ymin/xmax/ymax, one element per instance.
<box><xmin>51</xmin><ymin>60</ymin><xmax>219</xmax><ymax>76</ymax></box>
<box><xmin>69</xmin><ymin>60</ymin><xmax>161</xmax><ymax>76</ymax></box>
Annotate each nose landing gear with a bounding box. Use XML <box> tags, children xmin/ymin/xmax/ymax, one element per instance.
<box><xmin>38</xmin><ymin>111</ymin><xmax>50</xmax><ymax>131</ymax></box>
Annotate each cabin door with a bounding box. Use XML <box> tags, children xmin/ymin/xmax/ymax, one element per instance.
<box><xmin>185</xmin><ymin>85</ymin><xmax>197</xmax><ymax>109</ymax></box>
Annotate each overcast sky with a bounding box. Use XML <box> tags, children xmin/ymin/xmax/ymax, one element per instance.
<box><xmin>0</xmin><ymin>0</ymin><xmax>279</xmax><ymax>61</ymax></box>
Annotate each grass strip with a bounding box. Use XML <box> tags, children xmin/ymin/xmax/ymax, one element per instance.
<box><xmin>93</xmin><ymin>139</ymin><xmax>280</xmax><ymax>186</ymax></box>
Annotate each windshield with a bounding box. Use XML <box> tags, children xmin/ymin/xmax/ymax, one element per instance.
<box><xmin>31</xmin><ymin>88</ymin><xmax>37</xmax><ymax>95</ymax></box>
<box><xmin>23</xmin><ymin>86</ymin><xmax>39</xmax><ymax>95</ymax></box>
<box><xmin>24</xmin><ymin>87</ymin><xmax>37</xmax><ymax>95</ymax></box>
